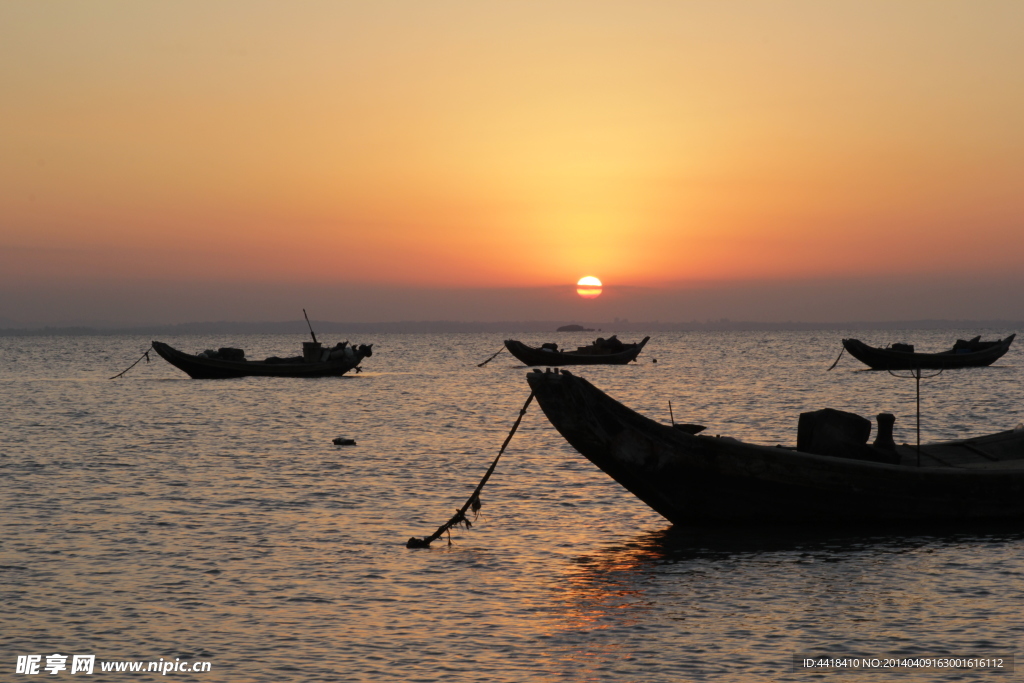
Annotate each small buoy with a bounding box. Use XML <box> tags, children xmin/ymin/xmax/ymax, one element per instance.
<box><xmin>652</xmin><ymin>358</ymin><xmax>657</xmax><ymax>363</ymax></box>
<box><xmin>332</xmin><ymin>437</ymin><xmax>357</xmax><ymax>446</ymax></box>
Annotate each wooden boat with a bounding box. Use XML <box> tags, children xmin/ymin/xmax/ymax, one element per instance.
<box><xmin>151</xmin><ymin>340</ymin><xmax>372</xmax><ymax>379</ymax></box>
<box><xmin>841</xmin><ymin>334</ymin><xmax>1015</xmax><ymax>370</ymax></box>
<box><xmin>527</xmin><ymin>368</ymin><xmax>1024</xmax><ymax>523</ymax></box>
<box><xmin>504</xmin><ymin>336</ymin><xmax>650</xmax><ymax>366</ymax></box>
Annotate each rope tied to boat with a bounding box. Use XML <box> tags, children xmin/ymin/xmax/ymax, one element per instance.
<box><xmin>109</xmin><ymin>346</ymin><xmax>153</xmax><ymax>379</ymax></box>
<box><xmin>477</xmin><ymin>346</ymin><xmax>505</xmax><ymax>367</ymax></box>
<box><xmin>826</xmin><ymin>345</ymin><xmax>845</xmax><ymax>371</ymax></box>
<box><xmin>406</xmin><ymin>389</ymin><xmax>535</xmax><ymax>549</ymax></box>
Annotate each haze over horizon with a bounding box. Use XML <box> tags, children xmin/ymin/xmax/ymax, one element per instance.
<box><xmin>5</xmin><ymin>275</ymin><xmax>1024</xmax><ymax>330</ymax></box>
<box><xmin>3</xmin><ymin>2</ymin><xmax>1023</xmax><ymax>327</ymax></box>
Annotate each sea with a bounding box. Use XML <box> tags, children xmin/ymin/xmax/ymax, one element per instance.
<box><xmin>2</xmin><ymin>329</ymin><xmax>1023</xmax><ymax>682</ymax></box>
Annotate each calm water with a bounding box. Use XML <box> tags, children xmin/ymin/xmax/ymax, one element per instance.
<box><xmin>2</xmin><ymin>330</ymin><xmax>1023</xmax><ymax>682</ymax></box>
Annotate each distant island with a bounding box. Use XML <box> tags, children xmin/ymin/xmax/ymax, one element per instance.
<box><xmin>556</xmin><ymin>324</ymin><xmax>595</xmax><ymax>332</ymax></box>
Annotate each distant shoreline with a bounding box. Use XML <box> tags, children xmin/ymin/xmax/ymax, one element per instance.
<box><xmin>2</xmin><ymin>319</ymin><xmax>1021</xmax><ymax>336</ymax></box>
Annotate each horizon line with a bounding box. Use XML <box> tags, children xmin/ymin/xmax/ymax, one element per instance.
<box><xmin>2</xmin><ymin>318</ymin><xmax>1021</xmax><ymax>336</ymax></box>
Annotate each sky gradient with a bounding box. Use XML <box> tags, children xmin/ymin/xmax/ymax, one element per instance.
<box><xmin>3</xmin><ymin>2</ymin><xmax>1023</xmax><ymax>326</ymax></box>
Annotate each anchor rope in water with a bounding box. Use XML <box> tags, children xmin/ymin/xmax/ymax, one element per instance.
<box><xmin>826</xmin><ymin>345</ymin><xmax>845</xmax><ymax>371</ymax></box>
<box><xmin>477</xmin><ymin>346</ymin><xmax>505</xmax><ymax>367</ymax></box>
<box><xmin>109</xmin><ymin>346</ymin><xmax>153</xmax><ymax>379</ymax></box>
<box><xmin>406</xmin><ymin>389</ymin><xmax>535</xmax><ymax>548</ymax></box>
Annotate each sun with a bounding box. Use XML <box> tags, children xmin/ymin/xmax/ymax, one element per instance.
<box><xmin>576</xmin><ymin>276</ymin><xmax>603</xmax><ymax>299</ymax></box>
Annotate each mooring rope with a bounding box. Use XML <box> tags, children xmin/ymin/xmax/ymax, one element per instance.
<box><xmin>477</xmin><ymin>346</ymin><xmax>505</xmax><ymax>367</ymax></box>
<box><xmin>826</xmin><ymin>346</ymin><xmax>845</xmax><ymax>371</ymax></box>
<box><xmin>109</xmin><ymin>346</ymin><xmax>153</xmax><ymax>379</ymax></box>
<box><xmin>406</xmin><ymin>389</ymin><xmax>535</xmax><ymax>548</ymax></box>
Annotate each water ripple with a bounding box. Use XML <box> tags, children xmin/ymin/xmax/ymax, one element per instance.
<box><xmin>1</xmin><ymin>331</ymin><xmax>1022</xmax><ymax>681</ymax></box>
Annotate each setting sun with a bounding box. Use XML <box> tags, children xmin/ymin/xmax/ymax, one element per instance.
<box><xmin>576</xmin><ymin>276</ymin><xmax>603</xmax><ymax>299</ymax></box>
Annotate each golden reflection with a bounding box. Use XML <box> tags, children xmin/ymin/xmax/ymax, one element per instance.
<box><xmin>536</xmin><ymin>530</ymin><xmax>671</xmax><ymax>635</ymax></box>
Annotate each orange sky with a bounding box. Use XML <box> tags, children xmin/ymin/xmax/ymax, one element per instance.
<box><xmin>3</xmin><ymin>2</ymin><xmax>1024</xmax><ymax>323</ymax></box>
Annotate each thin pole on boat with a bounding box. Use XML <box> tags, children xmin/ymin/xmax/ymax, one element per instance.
<box><xmin>406</xmin><ymin>389</ymin><xmax>535</xmax><ymax>549</ymax></box>
<box><xmin>888</xmin><ymin>366</ymin><xmax>943</xmax><ymax>467</ymax></box>
<box><xmin>302</xmin><ymin>308</ymin><xmax>318</xmax><ymax>344</ymax></box>
<box><xmin>669</xmin><ymin>400</ymin><xmax>675</xmax><ymax>426</ymax></box>
<box><xmin>915</xmin><ymin>367</ymin><xmax>921</xmax><ymax>465</ymax></box>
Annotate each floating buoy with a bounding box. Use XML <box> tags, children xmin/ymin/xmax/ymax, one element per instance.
<box><xmin>332</xmin><ymin>437</ymin><xmax>357</xmax><ymax>446</ymax></box>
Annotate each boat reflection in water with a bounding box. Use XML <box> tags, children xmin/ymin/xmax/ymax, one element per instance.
<box><xmin>536</xmin><ymin>524</ymin><xmax>1024</xmax><ymax>680</ymax></box>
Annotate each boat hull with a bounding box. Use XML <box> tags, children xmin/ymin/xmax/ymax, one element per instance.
<box><xmin>527</xmin><ymin>369</ymin><xmax>1024</xmax><ymax>524</ymax></box>
<box><xmin>504</xmin><ymin>337</ymin><xmax>649</xmax><ymax>366</ymax></box>
<box><xmin>842</xmin><ymin>334</ymin><xmax>1014</xmax><ymax>370</ymax></box>
<box><xmin>152</xmin><ymin>341</ymin><xmax>368</xmax><ymax>379</ymax></box>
